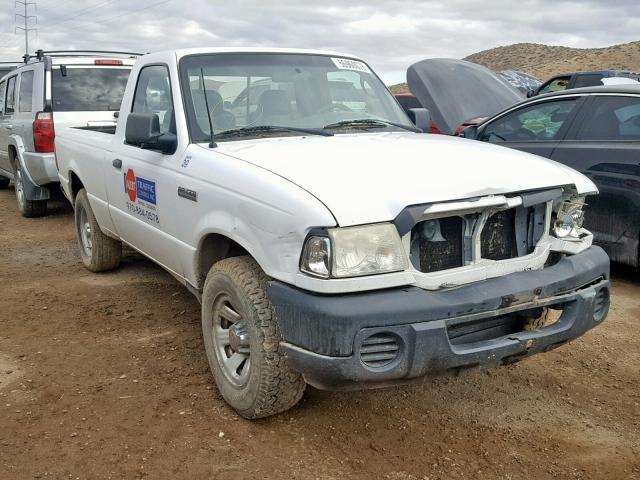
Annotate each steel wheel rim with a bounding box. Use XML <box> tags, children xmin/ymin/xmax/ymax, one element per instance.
<box><xmin>79</xmin><ymin>207</ymin><xmax>93</xmax><ymax>256</ymax></box>
<box><xmin>15</xmin><ymin>168</ymin><xmax>25</xmax><ymax>209</ymax></box>
<box><xmin>211</xmin><ymin>293</ymin><xmax>251</xmax><ymax>387</ymax></box>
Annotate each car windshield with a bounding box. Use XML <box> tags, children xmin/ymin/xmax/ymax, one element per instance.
<box><xmin>179</xmin><ymin>53</ymin><xmax>414</xmax><ymax>142</ymax></box>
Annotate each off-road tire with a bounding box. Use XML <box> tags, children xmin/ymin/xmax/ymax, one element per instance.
<box><xmin>202</xmin><ymin>256</ymin><xmax>306</xmax><ymax>419</ymax></box>
<box><xmin>74</xmin><ymin>188</ymin><xmax>122</xmax><ymax>272</ymax></box>
<box><xmin>0</xmin><ymin>176</ymin><xmax>9</xmax><ymax>189</ymax></box>
<box><xmin>14</xmin><ymin>164</ymin><xmax>47</xmax><ymax>218</ymax></box>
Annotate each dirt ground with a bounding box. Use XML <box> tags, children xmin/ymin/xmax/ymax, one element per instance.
<box><xmin>0</xmin><ymin>188</ymin><xmax>639</xmax><ymax>480</ymax></box>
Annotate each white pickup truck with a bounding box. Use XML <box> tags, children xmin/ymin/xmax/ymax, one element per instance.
<box><xmin>55</xmin><ymin>48</ymin><xmax>610</xmax><ymax>419</ymax></box>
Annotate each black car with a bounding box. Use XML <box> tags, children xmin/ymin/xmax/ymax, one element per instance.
<box><xmin>532</xmin><ymin>70</ymin><xmax>640</xmax><ymax>97</ymax></box>
<box><xmin>461</xmin><ymin>85</ymin><xmax>640</xmax><ymax>268</ymax></box>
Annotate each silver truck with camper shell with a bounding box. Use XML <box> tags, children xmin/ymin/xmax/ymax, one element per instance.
<box><xmin>0</xmin><ymin>50</ymin><xmax>138</xmax><ymax>217</ymax></box>
<box><xmin>54</xmin><ymin>48</ymin><xmax>611</xmax><ymax>419</ymax></box>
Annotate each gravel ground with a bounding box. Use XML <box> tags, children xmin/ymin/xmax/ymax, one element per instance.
<box><xmin>0</xmin><ymin>188</ymin><xmax>639</xmax><ymax>480</ymax></box>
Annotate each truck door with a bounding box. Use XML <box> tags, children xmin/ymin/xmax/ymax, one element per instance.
<box><xmin>105</xmin><ymin>64</ymin><xmax>184</xmax><ymax>277</ymax></box>
<box><xmin>0</xmin><ymin>75</ymin><xmax>16</xmax><ymax>174</ymax></box>
<box><xmin>14</xmin><ymin>69</ymin><xmax>36</xmax><ymax>151</ymax></box>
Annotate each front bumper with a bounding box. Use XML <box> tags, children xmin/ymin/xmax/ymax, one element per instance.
<box><xmin>268</xmin><ymin>246</ymin><xmax>610</xmax><ymax>390</ymax></box>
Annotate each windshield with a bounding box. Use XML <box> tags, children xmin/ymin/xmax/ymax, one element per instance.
<box><xmin>52</xmin><ymin>67</ymin><xmax>130</xmax><ymax>111</ymax></box>
<box><xmin>179</xmin><ymin>53</ymin><xmax>413</xmax><ymax>141</ymax></box>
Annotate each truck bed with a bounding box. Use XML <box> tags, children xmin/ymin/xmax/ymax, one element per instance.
<box><xmin>74</xmin><ymin>125</ymin><xmax>117</xmax><ymax>135</ymax></box>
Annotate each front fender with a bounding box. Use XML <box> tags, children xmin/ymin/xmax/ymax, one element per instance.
<box><xmin>187</xmin><ymin>210</ymin><xmax>297</xmax><ymax>289</ymax></box>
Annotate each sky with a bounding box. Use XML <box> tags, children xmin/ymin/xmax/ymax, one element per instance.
<box><xmin>1</xmin><ymin>0</ymin><xmax>639</xmax><ymax>85</ymax></box>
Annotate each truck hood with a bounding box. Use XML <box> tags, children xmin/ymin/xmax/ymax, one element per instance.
<box><xmin>213</xmin><ymin>132</ymin><xmax>596</xmax><ymax>226</ymax></box>
<box><xmin>407</xmin><ymin>58</ymin><xmax>524</xmax><ymax>135</ymax></box>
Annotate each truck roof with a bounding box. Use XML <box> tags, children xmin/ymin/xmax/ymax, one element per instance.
<box><xmin>50</xmin><ymin>57</ymin><xmax>137</xmax><ymax>66</ymax></box>
<box><xmin>21</xmin><ymin>50</ymin><xmax>140</xmax><ymax>67</ymax></box>
<box><xmin>168</xmin><ymin>47</ymin><xmax>365</xmax><ymax>61</ymax></box>
<box><xmin>534</xmin><ymin>84</ymin><xmax>640</xmax><ymax>99</ymax></box>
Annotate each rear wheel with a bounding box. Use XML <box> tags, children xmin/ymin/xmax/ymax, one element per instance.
<box><xmin>0</xmin><ymin>176</ymin><xmax>9</xmax><ymax>189</ymax></box>
<box><xmin>202</xmin><ymin>256</ymin><xmax>306</xmax><ymax>419</ymax></box>
<box><xmin>14</xmin><ymin>164</ymin><xmax>47</xmax><ymax>218</ymax></box>
<box><xmin>74</xmin><ymin>188</ymin><xmax>122</xmax><ymax>272</ymax></box>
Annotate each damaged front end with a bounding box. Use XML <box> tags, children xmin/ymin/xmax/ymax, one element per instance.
<box><xmin>395</xmin><ymin>186</ymin><xmax>593</xmax><ymax>290</ymax></box>
<box><xmin>270</xmin><ymin>185</ymin><xmax>608</xmax><ymax>390</ymax></box>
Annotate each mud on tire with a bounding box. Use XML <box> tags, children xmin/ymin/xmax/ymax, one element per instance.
<box><xmin>74</xmin><ymin>188</ymin><xmax>122</xmax><ymax>272</ymax></box>
<box><xmin>14</xmin><ymin>164</ymin><xmax>47</xmax><ymax>218</ymax></box>
<box><xmin>202</xmin><ymin>256</ymin><xmax>306</xmax><ymax>419</ymax></box>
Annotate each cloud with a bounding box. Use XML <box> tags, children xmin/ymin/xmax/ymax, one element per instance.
<box><xmin>0</xmin><ymin>0</ymin><xmax>638</xmax><ymax>84</ymax></box>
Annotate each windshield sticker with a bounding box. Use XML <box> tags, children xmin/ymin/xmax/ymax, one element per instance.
<box><xmin>124</xmin><ymin>168</ymin><xmax>160</xmax><ymax>225</ymax></box>
<box><xmin>331</xmin><ymin>57</ymin><xmax>371</xmax><ymax>74</ymax></box>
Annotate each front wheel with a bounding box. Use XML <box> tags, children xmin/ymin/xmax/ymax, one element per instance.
<box><xmin>14</xmin><ymin>164</ymin><xmax>47</xmax><ymax>217</ymax></box>
<box><xmin>202</xmin><ymin>256</ymin><xmax>306</xmax><ymax>419</ymax></box>
<box><xmin>74</xmin><ymin>188</ymin><xmax>122</xmax><ymax>272</ymax></box>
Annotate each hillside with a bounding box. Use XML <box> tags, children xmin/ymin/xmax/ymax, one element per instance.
<box><xmin>389</xmin><ymin>40</ymin><xmax>640</xmax><ymax>93</ymax></box>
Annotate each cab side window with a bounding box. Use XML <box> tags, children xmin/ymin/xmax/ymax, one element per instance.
<box><xmin>132</xmin><ymin>65</ymin><xmax>174</xmax><ymax>135</ymax></box>
<box><xmin>19</xmin><ymin>70</ymin><xmax>34</xmax><ymax>112</ymax></box>
<box><xmin>480</xmin><ymin>98</ymin><xmax>578</xmax><ymax>142</ymax></box>
<box><xmin>5</xmin><ymin>76</ymin><xmax>17</xmax><ymax>115</ymax></box>
<box><xmin>576</xmin><ymin>96</ymin><xmax>640</xmax><ymax>141</ymax></box>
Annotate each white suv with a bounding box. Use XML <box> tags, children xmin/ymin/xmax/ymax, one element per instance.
<box><xmin>0</xmin><ymin>50</ymin><xmax>137</xmax><ymax>216</ymax></box>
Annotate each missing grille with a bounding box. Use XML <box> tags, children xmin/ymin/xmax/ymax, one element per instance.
<box><xmin>411</xmin><ymin>217</ymin><xmax>464</xmax><ymax>273</ymax></box>
<box><xmin>481</xmin><ymin>209</ymin><xmax>518</xmax><ymax>261</ymax></box>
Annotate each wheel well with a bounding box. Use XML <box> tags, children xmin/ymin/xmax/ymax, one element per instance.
<box><xmin>69</xmin><ymin>171</ymin><xmax>84</xmax><ymax>201</ymax></box>
<box><xmin>196</xmin><ymin>234</ymin><xmax>249</xmax><ymax>287</ymax></box>
<box><xmin>8</xmin><ymin>145</ymin><xmax>17</xmax><ymax>170</ymax></box>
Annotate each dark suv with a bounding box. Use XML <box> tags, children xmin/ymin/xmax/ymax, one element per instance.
<box><xmin>461</xmin><ymin>85</ymin><xmax>640</xmax><ymax>269</ymax></box>
<box><xmin>532</xmin><ymin>70</ymin><xmax>640</xmax><ymax>97</ymax></box>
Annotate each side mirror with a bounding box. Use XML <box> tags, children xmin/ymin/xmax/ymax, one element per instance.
<box><xmin>407</xmin><ymin>107</ymin><xmax>431</xmax><ymax>133</ymax></box>
<box><xmin>526</xmin><ymin>89</ymin><xmax>537</xmax><ymax>98</ymax></box>
<box><xmin>125</xmin><ymin>112</ymin><xmax>177</xmax><ymax>154</ymax></box>
<box><xmin>459</xmin><ymin>125</ymin><xmax>479</xmax><ymax>140</ymax></box>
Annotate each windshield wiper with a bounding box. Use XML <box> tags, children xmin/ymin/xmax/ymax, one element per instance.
<box><xmin>323</xmin><ymin>118</ymin><xmax>421</xmax><ymax>133</ymax></box>
<box><xmin>215</xmin><ymin>125</ymin><xmax>333</xmax><ymax>139</ymax></box>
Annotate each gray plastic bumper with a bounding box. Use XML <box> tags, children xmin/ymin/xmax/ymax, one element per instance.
<box><xmin>18</xmin><ymin>152</ymin><xmax>52</xmax><ymax>201</ymax></box>
<box><xmin>268</xmin><ymin>246</ymin><xmax>610</xmax><ymax>390</ymax></box>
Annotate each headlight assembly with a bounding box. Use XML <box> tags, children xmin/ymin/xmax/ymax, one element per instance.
<box><xmin>300</xmin><ymin>223</ymin><xmax>408</xmax><ymax>279</ymax></box>
<box><xmin>553</xmin><ymin>197</ymin><xmax>586</xmax><ymax>240</ymax></box>
<box><xmin>300</xmin><ymin>236</ymin><xmax>331</xmax><ymax>278</ymax></box>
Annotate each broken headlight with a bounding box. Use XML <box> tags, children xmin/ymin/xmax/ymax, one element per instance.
<box><xmin>553</xmin><ymin>198</ymin><xmax>586</xmax><ymax>240</ymax></box>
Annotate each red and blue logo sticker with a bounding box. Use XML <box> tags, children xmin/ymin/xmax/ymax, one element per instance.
<box><xmin>124</xmin><ymin>168</ymin><xmax>156</xmax><ymax>205</ymax></box>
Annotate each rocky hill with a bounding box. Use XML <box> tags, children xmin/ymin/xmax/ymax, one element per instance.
<box><xmin>389</xmin><ymin>40</ymin><xmax>640</xmax><ymax>93</ymax></box>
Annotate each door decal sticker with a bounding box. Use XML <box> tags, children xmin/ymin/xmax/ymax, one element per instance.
<box><xmin>124</xmin><ymin>168</ymin><xmax>160</xmax><ymax>225</ymax></box>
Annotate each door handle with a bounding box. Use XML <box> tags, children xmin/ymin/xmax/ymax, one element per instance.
<box><xmin>112</xmin><ymin>158</ymin><xmax>122</xmax><ymax>169</ymax></box>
